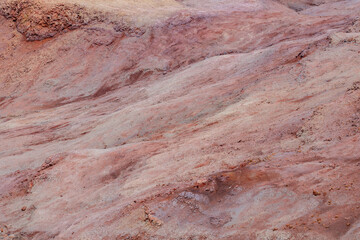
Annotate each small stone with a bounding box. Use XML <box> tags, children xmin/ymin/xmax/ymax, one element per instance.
<box><xmin>313</xmin><ymin>190</ymin><xmax>321</xmax><ymax>196</ymax></box>
<box><xmin>21</xmin><ymin>206</ymin><xmax>27</xmax><ymax>211</ymax></box>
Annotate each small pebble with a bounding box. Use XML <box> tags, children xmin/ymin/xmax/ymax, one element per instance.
<box><xmin>313</xmin><ymin>190</ymin><xmax>321</xmax><ymax>196</ymax></box>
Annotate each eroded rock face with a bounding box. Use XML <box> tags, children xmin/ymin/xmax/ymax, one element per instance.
<box><xmin>0</xmin><ymin>0</ymin><xmax>360</xmax><ymax>239</ymax></box>
<box><xmin>0</xmin><ymin>0</ymin><xmax>94</xmax><ymax>41</ymax></box>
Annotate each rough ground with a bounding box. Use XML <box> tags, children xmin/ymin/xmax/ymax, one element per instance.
<box><xmin>0</xmin><ymin>0</ymin><xmax>360</xmax><ymax>239</ymax></box>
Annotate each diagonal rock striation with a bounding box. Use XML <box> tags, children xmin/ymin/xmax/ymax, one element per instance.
<box><xmin>0</xmin><ymin>0</ymin><xmax>360</xmax><ymax>239</ymax></box>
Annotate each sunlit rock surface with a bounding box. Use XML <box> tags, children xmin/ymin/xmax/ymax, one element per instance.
<box><xmin>0</xmin><ymin>0</ymin><xmax>360</xmax><ymax>239</ymax></box>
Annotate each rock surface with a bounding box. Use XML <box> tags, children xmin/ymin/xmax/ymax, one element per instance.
<box><xmin>0</xmin><ymin>0</ymin><xmax>360</xmax><ymax>239</ymax></box>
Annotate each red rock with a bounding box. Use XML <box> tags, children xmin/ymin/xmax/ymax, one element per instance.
<box><xmin>0</xmin><ymin>0</ymin><xmax>360</xmax><ymax>239</ymax></box>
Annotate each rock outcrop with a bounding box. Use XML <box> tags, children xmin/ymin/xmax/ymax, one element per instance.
<box><xmin>0</xmin><ymin>0</ymin><xmax>94</xmax><ymax>40</ymax></box>
<box><xmin>0</xmin><ymin>0</ymin><xmax>360</xmax><ymax>239</ymax></box>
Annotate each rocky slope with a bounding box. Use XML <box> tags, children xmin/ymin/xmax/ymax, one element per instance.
<box><xmin>0</xmin><ymin>0</ymin><xmax>360</xmax><ymax>239</ymax></box>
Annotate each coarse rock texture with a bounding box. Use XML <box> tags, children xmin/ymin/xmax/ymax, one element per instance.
<box><xmin>0</xmin><ymin>0</ymin><xmax>360</xmax><ymax>239</ymax></box>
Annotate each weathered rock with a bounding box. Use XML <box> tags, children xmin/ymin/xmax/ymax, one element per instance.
<box><xmin>0</xmin><ymin>0</ymin><xmax>360</xmax><ymax>239</ymax></box>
